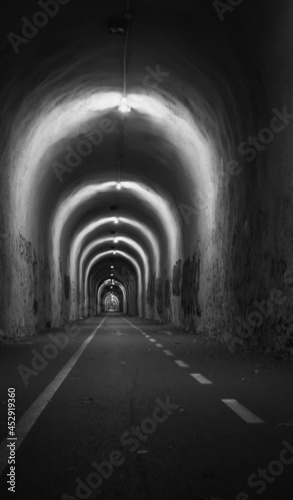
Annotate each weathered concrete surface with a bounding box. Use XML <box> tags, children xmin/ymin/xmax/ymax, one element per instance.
<box><xmin>0</xmin><ymin>0</ymin><xmax>293</xmax><ymax>357</ymax></box>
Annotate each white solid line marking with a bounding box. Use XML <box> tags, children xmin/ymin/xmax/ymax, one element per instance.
<box><xmin>163</xmin><ymin>350</ymin><xmax>174</xmax><ymax>356</ymax></box>
<box><xmin>155</xmin><ymin>343</ymin><xmax>163</xmax><ymax>348</ymax></box>
<box><xmin>191</xmin><ymin>373</ymin><xmax>213</xmax><ymax>385</ymax></box>
<box><xmin>222</xmin><ymin>399</ymin><xmax>264</xmax><ymax>424</ymax></box>
<box><xmin>175</xmin><ymin>360</ymin><xmax>189</xmax><ymax>368</ymax></box>
<box><xmin>149</xmin><ymin>339</ymin><xmax>156</xmax><ymax>342</ymax></box>
<box><xmin>0</xmin><ymin>315</ymin><xmax>107</xmax><ymax>476</ymax></box>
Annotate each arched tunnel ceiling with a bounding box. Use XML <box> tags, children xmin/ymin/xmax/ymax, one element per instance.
<box><xmin>93</xmin><ymin>259</ymin><xmax>136</xmax><ymax>293</ymax></box>
<box><xmin>0</xmin><ymin>0</ymin><xmax>272</xmax><ymax>335</ymax></box>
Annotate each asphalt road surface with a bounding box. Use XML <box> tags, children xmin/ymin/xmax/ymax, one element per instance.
<box><xmin>0</xmin><ymin>313</ymin><xmax>293</xmax><ymax>500</ymax></box>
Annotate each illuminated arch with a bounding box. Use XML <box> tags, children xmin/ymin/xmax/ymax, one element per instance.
<box><xmin>79</xmin><ymin>236</ymin><xmax>149</xmax><ymax>297</ymax></box>
<box><xmin>84</xmin><ymin>250</ymin><xmax>143</xmax><ymax>316</ymax></box>
<box><xmin>97</xmin><ymin>280</ymin><xmax>127</xmax><ymax>313</ymax></box>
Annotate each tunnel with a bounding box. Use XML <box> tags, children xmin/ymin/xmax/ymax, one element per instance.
<box><xmin>2</xmin><ymin>0</ymin><xmax>293</xmax><ymax>353</ymax></box>
<box><xmin>0</xmin><ymin>1</ymin><xmax>293</xmax><ymax>499</ymax></box>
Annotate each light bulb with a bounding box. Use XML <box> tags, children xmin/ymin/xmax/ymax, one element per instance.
<box><xmin>114</xmin><ymin>217</ymin><xmax>119</xmax><ymax>224</ymax></box>
<box><xmin>119</xmin><ymin>96</ymin><xmax>131</xmax><ymax>113</ymax></box>
<box><xmin>116</xmin><ymin>182</ymin><xmax>122</xmax><ymax>190</ymax></box>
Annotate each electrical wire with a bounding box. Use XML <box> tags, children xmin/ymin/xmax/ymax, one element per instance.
<box><xmin>123</xmin><ymin>0</ymin><xmax>131</xmax><ymax>97</ymax></box>
<box><xmin>117</xmin><ymin>0</ymin><xmax>131</xmax><ymax>190</ymax></box>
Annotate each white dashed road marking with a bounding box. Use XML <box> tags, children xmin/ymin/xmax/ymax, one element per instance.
<box><xmin>222</xmin><ymin>399</ymin><xmax>264</xmax><ymax>424</ymax></box>
<box><xmin>191</xmin><ymin>373</ymin><xmax>213</xmax><ymax>385</ymax></box>
<box><xmin>163</xmin><ymin>350</ymin><xmax>174</xmax><ymax>356</ymax></box>
<box><xmin>149</xmin><ymin>339</ymin><xmax>156</xmax><ymax>342</ymax></box>
<box><xmin>155</xmin><ymin>343</ymin><xmax>163</xmax><ymax>348</ymax></box>
<box><xmin>175</xmin><ymin>360</ymin><xmax>189</xmax><ymax>368</ymax></box>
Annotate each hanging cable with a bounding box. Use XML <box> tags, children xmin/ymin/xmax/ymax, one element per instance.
<box><xmin>119</xmin><ymin>0</ymin><xmax>131</xmax><ymax>112</ymax></box>
<box><xmin>117</xmin><ymin>1</ymin><xmax>131</xmax><ymax>188</ymax></box>
<box><xmin>123</xmin><ymin>0</ymin><xmax>130</xmax><ymax>97</ymax></box>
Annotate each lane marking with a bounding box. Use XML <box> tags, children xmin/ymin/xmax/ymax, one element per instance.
<box><xmin>163</xmin><ymin>350</ymin><xmax>174</xmax><ymax>356</ymax></box>
<box><xmin>145</xmin><ymin>335</ymin><xmax>150</xmax><ymax>338</ymax></box>
<box><xmin>222</xmin><ymin>399</ymin><xmax>264</xmax><ymax>424</ymax></box>
<box><xmin>162</xmin><ymin>330</ymin><xmax>173</xmax><ymax>336</ymax></box>
<box><xmin>155</xmin><ymin>343</ymin><xmax>163</xmax><ymax>348</ymax></box>
<box><xmin>175</xmin><ymin>360</ymin><xmax>189</xmax><ymax>368</ymax></box>
<box><xmin>191</xmin><ymin>373</ymin><xmax>213</xmax><ymax>385</ymax></box>
<box><xmin>0</xmin><ymin>315</ymin><xmax>108</xmax><ymax>476</ymax></box>
<box><xmin>149</xmin><ymin>339</ymin><xmax>156</xmax><ymax>342</ymax></box>
<box><xmin>123</xmin><ymin>318</ymin><xmax>140</xmax><ymax>330</ymax></box>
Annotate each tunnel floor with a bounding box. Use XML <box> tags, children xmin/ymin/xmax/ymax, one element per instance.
<box><xmin>0</xmin><ymin>314</ymin><xmax>293</xmax><ymax>499</ymax></box>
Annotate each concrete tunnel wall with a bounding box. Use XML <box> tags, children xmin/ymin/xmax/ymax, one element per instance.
<box><xmin>0</xmin><ymin>0</ymin><xmax>293</xmax><ymax>358</ymax></box>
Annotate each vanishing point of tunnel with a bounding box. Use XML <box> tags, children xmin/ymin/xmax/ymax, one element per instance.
<box><xmin>0</xmin><ymin>1</ymin><xmax>293</xmax><ymax>499</ymax></box>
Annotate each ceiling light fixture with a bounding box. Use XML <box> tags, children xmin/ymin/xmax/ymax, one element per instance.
<box><xmin>115</xmin><ymin>3</ymin><xmax>132</xmax><ymax>194</ymax></box>
<box><xmin>108</xmin><ymin>19</ymin><xmax>127</xmax><ymax>35</ymax></box>
<box><xmin>119</xmin><ymin>96</ymin><xmax>131</xmax><ymax>113</ymax></box>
